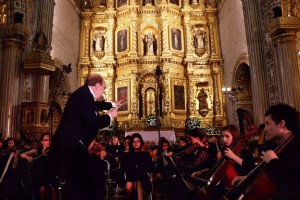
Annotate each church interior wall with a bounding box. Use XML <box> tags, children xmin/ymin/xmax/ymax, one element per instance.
<box><xmin>217</xmin><ymin>0</ymin><xmax>248</xmax><ymax>124</ymax></box>
<box><xmin>51</xmin><ymin>0</ymin><xmax>81</xmax><ymax>93</ymax></box>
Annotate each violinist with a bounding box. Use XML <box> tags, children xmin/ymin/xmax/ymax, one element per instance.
<box><xmin>87</xmin><ymin>138</ymin><xmax>108</xmax><ymax>200</ymax></box>
<box><xmin>232</xmin><ymin>103</ymin><xmax>300</xmax><ymax>199</ymax></box>
<box><xmin>2</xmin><ymin>137</ymin><xmax>16</xmax><ymax>153</ymax></box>
<box><xmin>179</xmin><ymin>128</ymin><xmax>210</xmax><ymax>178</ymax></box>
<box><xmin>161</xmin><ymin>137</ymin><xmax>174</xmax><ymax>157</ymax></box>
<box><xmin>173</xmin><ymin>136</ymin><xmax>189</xmax><ymax>155</ymax></box>
<box><xmin>20</xmin><ymin>133</ymin><xmax>58</xmax><ymax>200</ymax></box>
<box><xmin>162</xmin><ymin>128</ymin><xmax>209</xmax><ymax>200</ymax></box>
<box><xmin>119</xmin><ymin>133</ymin><xmax>154</xmax><ymax>200</ymax></box>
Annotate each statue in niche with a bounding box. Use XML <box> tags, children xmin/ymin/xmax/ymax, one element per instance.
<box><xmin>194</xmin><ymin>30</ymin><xmax>205</xmax><ymax>49</ymax></box>
<box><xmin>146</xmin><ymin>88</ymin><xmax>156</xmax><ymax>116</ymax></box>
<box><xmin>33</xmin><ymin>32</ymin><xmax>48</xmax><ymax>50</ymax></box>
<box><xmin>198</xmin><ymin>88</ymin><xmax>208</xmax><ymax>111</ymax></box>
<box><xmin>144</xmin><ymin>0</ymin><xmax>153</xmax><ymax>5</ymax></box>
<box><xmin>85</xmin><ymin>0</ymin><xmax>92</xmax><ymax>8</ymax></box>
<box><xmin>99</xmin><ymin>0</ymin><xmax>106</xmax><ymax>6</ymax></box>
<box><xmin>93</xmin><ymin>32</ymin><xmax>105</xmax><ymax>51</ymax></box>
<box><xmin>143</xmin><ymin>32</ymin><xmax>155</xmax><ymax>55</ymax></box>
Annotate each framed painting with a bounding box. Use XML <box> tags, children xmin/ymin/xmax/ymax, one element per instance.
<box><xmin>170</xmin><ymin>27</ymin><xmax>183</xmax><ymax>51</ymax></box>
<box><xmin>173</xmin><ymin>85</ymin><xmax>186</xmax><ymax>110</ymax></box>
<box><xmin>116</xmin><ymin>29</ymin><xmax>128</xmax><ymax>53</ymax></box>
<box><xmin>117</xmin><ymin>86</ymin><xmax>128</xmax><ymax>111</ymax></box>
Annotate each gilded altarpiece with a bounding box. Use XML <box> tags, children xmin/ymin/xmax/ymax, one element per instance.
<box><xmin>78</xmin><ymin>1</ymin><xmax>226</xmax><ymax>132</ymax></box>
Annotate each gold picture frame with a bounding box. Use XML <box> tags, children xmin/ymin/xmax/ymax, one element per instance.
<box><xmin>172</xmin><ymin>79</ymin><xmax>186</xmax><ymax>112</ymax></box>
<box><xmin>115</xmin><ymin>80</ymin><xmax>130</xmax><ymax>113</ymax></box>
<box><xmin>116</xmin><ymin>28</ymin><xmax>129</xmax><ymax>54</ymax></box>
<box><xmin>170</xmin><ymin>27</ymin><xmax>184</xmax><ymax>52</ymax></box>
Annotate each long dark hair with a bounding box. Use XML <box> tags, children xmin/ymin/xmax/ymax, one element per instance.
<box><xmin>129</xmin><ymin>133</ymin><xmax>145</xmax><ymax>152</ymax></box>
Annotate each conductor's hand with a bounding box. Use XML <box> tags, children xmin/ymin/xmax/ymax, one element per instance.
<box><xmin>114</xmin><ymin>100</ymin><xmax>124</xmax><ymax>107</ymax></box>
<box><xmin>108</xmin><ymin>108</ymin><xmax>117</xmax><ymax>118</ymax></box>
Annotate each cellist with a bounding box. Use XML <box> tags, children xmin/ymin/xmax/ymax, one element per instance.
<box><xmin>211</xmin><ymin>125</ymin><xmax>255</xmax><ymax>197</ymax></box>
<box><xmin>231</xmin><ymin>103</ymin><xmax>300</xmax><ymax>199</ymax></box>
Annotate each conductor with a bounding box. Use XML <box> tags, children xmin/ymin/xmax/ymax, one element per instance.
<box><xmin>45</xmin><ymin>74</ymin><xmax>122</xmax><ymax>200</ymax></box>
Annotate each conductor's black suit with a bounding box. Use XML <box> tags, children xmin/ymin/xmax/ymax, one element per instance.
<box><xmin>46</xmin><ymin>84</ymin><xmax>114</xmax><ymax>200</ymax></box>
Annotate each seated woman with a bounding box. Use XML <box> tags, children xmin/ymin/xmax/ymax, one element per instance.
<box><xmin>160</xmin><ymin>137</ymin><xmax>173</xmax><ymax>157</ymax></box>
<box><xmin>20</xmin><ymin>133</ymin><xmax>58</xmax><ymax>200</ymax></box>
<box><xmin>122</xmin><ymin>135</ymin><xmax>131</xmax><ymax>153</ymax></box>
<box><xmin>196</xmin><ymin>125</ymin><xmax>256</xmax><ymax>199</ymax></box>
<box><xmin>119</xmin><ymin>133</ymin><xmax>154</xmax><ymax>200</ymax></box>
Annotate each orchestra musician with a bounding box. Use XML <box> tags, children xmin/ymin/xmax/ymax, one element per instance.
<box><xmin>230</xmin><ymin>103</ymin><xmax>300</xmax><ymax>200</ymax></box>
<box><xmin>178</xmin><ymin>128</ymin><xmax>210</xmax><ymax>179</ymax></box>
<box><xmin>163</xmin><ymin>128</ymin><xmax>210</xmax><ymax>200</ymax></box>
<box><xmin>197</xmin><ymin>124</ymin><xmax>255</xmax><ymax>200</ymax></box>
<box><xmin>20</xmin><ymin>133</ymin><xmax>58</xmax><ymax>200</ymax></box>
<box><xmin>119</xmin><ymin>133</ymin><xmax>154</xmax><ymax>200</ymax></box>
<box><xmin>87</xmin><ymin>139</ymin><xmax>108</xmax><ymax>200</ymax></box>
<box><xmin>0</xmin><ymin>138</ymin><xmax>28</xmax><ymax>199</ymax></box>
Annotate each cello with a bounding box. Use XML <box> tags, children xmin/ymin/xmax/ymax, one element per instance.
<box><xmin>223</xmin><ymin>134</ymin><xmax>295</xmax><ymax>200</ymax></box>
<box><xmin>197</xmin><ymin>108</ymin><xmax>256</xmax><ymax>199</ymax></box>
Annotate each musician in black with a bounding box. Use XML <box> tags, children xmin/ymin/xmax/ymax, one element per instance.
<box><xmin>21</xmin><ymin>133</ymin><xmax>57</xmax><ymax>200</ymax></box>
<box><xmin>119</xmin><ymin>133</ymin><xmax>154</xmax><ymax>200</ymax></box>
<box><xmin>179</xmin><ymin>128</ymin><xmax>210</xmax><ymax>178</ymax></box>
<box><xmin>163</xmin><ymin>128</ymin><xmax>209</xmax><ymax>200</ymax></box>
<box><xmin>232</xmin><ymin>103</ymin><xmax>300</xmax><ymax>199</ymax></box>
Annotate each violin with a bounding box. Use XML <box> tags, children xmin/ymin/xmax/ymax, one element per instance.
<box><xmin>172</xmin><ymin>143</ymin><xmax>201</xmax><ymax>159</ymax></box>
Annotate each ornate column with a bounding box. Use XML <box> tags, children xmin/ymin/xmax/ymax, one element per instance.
<box><xmin>36</xmin><ymin>0</ymin><xmax>54</xmax><ymax>54</ymax></box>
<box><xmin>242</xmin><ymin>0</ymin><xmax>269</xmax><ymax>124</ymax></box>
<box><xmin>105</xmin><ymin>12</ymin><xmax>116</xmax><ymax>62</ymax></box>
<box><xmin>272</xmin><ymin>31</ymin><xmax>300</xmax><ymax>109</ymax></box>
<box><xmin>24</xmin><ymin>0</ymin><xmax>55</xmax><ymax>103</ymax></box>
<box><xmin>268</xmin><ymin>0</ymin><xmax>300</xmax><ymax>110</ymax></box>
<box><xmin>0</xmin><ymin>39</ymin><xmax>25</xmax><ymax>138</ymax></box>
<box><xmin>160</xmin><ymin>7</ymin><xmax>170</xmax><ymax>57</ymax></box>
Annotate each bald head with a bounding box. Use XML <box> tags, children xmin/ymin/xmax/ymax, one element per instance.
<box><xmin>85</xmin><ymin>74</ymin><xmax>106</xmax><ymax>100</ymax></box>
<box><xmin>85</xmin><ymin>74</ymin><xmax>104</xmax><ymax>86</ymax></box>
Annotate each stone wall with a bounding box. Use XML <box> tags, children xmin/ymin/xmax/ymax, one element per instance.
<box><xmin>51</xmin><ymin>0</ymin><xmax>80</xmax><ymax>93</ymax></box>
<box><xmin>217</xmin><ymin>0</ymin><xmax>248</xmax><ymax>124</ymax></box>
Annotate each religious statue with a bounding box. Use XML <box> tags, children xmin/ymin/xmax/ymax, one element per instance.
<box><xmin>144</xmin><ymin>0</ymin><xmax>152</xmax><ymax>5</ymax></box>
<box><xmin>198</xmin><ymin>88</ymin><xmax>208</xmax><ymax>111</ymax></box>
<box><xmin>144</xmin><ymin>32</ymin><xmax>155</xmax><ymax>55</ymax></box>
<box><xmin>194</xmin><ymin>30</ymin><xmax>205</xmax><ymax>49</ymax></box>
<box><xmin>93</xmin><ymin>32</ymin><xmax>104</xmax><ymax>51</ymax></box>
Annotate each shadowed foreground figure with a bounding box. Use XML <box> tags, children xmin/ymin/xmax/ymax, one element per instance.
<box><xmin>45</xmin><ymin>74</ymin><xmax>122</xmax><ymax>200</ymax></box>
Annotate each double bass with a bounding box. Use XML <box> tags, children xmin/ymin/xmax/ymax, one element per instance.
<box><xmin>197</xmin><ymin>108</ymin><xmax>256</xmax><ymax>199</ymax></box>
